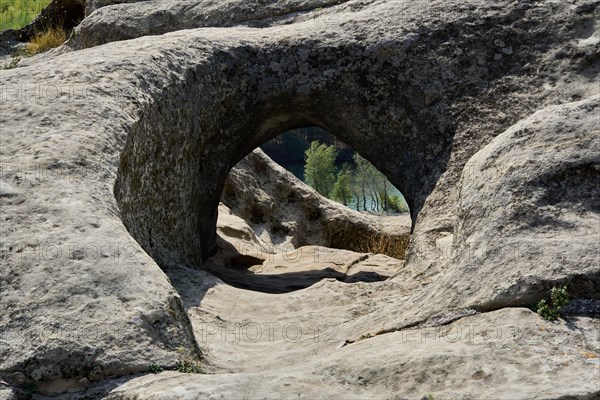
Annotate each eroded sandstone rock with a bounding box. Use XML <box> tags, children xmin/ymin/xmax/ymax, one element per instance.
<box><xmin>0</xmin><ymin>0</ymin><xmax>598</xmax><ymax>397</ymax></box>
<box><xmin>206</xmin><ymin>201</ymin><xmax>407</xmax><ymax>293</ymax></box>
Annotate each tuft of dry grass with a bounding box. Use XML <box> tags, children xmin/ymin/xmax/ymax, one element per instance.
<box><xmin>329</xmin><ymin>228</ymin><xmax>411</xmax><ymax>260</ymax></box>
<box><xmin>365</xmin><ymin>232</ymin><xmax>410</xmax><ymax>260</ymax></box>
<box><xmin>175</xmin><ymin>347</ymin><xmax>202</xmax><ymax>373</ymax></box>
<box><xmin>26</xmin><ymin>26</ymin><xmax>66</xmax><ymax>55</ymax></box>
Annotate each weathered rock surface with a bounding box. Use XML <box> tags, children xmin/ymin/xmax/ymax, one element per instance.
<box><xmin>22</xmin><ymin>301</ymin><xmax>600</xmax><ymax>399</ymax></box>
<box><xmin>103</xmin><ymin>0</ymin><xmax>600</xmax><ymax>273</ymax></box>
<box><xmin>71</xmin><ymin>0</ymin><xmax>350</xmax><ymax>49</ymax></box>
<box><xmin>442</xmin><ymin>95</ymin><xmax>600</xmax><ymax>310</ymax></box>
<box><xmin>103</xmin><ymin>307</ymin><xmax>600</xmax><ymax>399</ymax></box>
<box><xmin>207</xmin><ymin>202</ymin><xmax>406</xmax><ymax>293</ymax></box>
<box><xmin>332</xmin><ymin>96</ymin><xmax>600</xmax><ymax>348</ymax></box>
<box><xmin>0</xmin><ymin>0</ymin><xmax>599</xmax><ymax>398</ymax></box>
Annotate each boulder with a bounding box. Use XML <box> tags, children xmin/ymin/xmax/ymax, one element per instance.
<box><xmin>437</xmin><ymin>95</ymin><xmax>600</xmax><ymax>310</ymax></box>
<box><xmin>341</xmin><ymin>96</ymin><xmax>600</xmax><ymax>345</ymax></box>
<box><xmin>72</xmin><ymin>0</ymin><xmax>350</xmax><ymax>49</ymax></box>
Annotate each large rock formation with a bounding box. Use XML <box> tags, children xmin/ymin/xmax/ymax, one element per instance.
<box><xmin>0</xmin><ymin>0</ymin><xmax>598</xmax><ymax>398</ymax></box>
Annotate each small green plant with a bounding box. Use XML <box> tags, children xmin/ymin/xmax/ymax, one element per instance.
<box><xmin>176</xmin><ymin>358</ymin><xmax>202</xmax><ymax>373</ymax></box>
<box><xmin>536</xmin><ymin>285</ymin><xmax>569</xmax><ymax>321</ymax></box>
<box><xmin>175</xmin><ymin>347</ymin><xmax>202</xmax><ymax>373</ymax></box>
<box><xmin>149</xmin><ymin>363</ymin><xmax>163</xmax><ymax>374</ymax></box>
<box><xmin>2</xmin><ymin>56</ymin><xmax>20</xmax><ymax>69</ymax></box>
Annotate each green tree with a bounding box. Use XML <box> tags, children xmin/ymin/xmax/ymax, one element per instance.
<box><xmin>331</xmin><ymin>164</ymin><xmax>353</xmax><ymax>206</ymax></box>
<box><xmin>387</xmin><ymin>194</ymin><xmax>409</xmax><ymax>213</ymax></box>
<box><xmin>352</xmin><ymin>153</ymin><xmax>409</xmax><ymax>213</ymax></box>
<box><xmin>352</xmin><ymin>153</ymin><xmax>372</xmax><ymax>211</ymax></box>
<box><xmin>304</xmin><ymin>141</ymin><xmax>337</xmax><ymax>196</ymax></box>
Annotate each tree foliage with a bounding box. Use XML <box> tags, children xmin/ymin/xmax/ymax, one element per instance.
<box><xmin>303</xmin><ymin>141</ymin><xmax>409</xmax><ymax>213</ymax></box>
<box><xmin>331</xmin><ymin>164</ymin><xmax>353</xmax><ymax>206</ymax></box>
<box><xmin>304</xmin><ymin>141</ymin><xmax>337</xmax><ymax>197</ymax></box>
<box><xmin>350</xmin><ymin>153</ymin><xmax>408</xmax><ymax>212</ymax></box>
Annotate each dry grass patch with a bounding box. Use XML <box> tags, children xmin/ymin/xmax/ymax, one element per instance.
<box><xmin>365</xmin><ymin>232</ymin><xmax>410</xmax><ymax>260</ymax></box>
<box><xmin>329</xmin><ymin>227</ymin><xmax>411</xmax><ymax>260</ymax></box>
<box><xmin>26</xmin><ymin>26</ymin><xmax>66</xmax><ymax>55</ymax></box>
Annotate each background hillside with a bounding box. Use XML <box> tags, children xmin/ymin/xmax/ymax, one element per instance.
<box><xmin>0</xmin><ymin>0</ymin><xmax>50</xmax><ymax>31</ymax></box>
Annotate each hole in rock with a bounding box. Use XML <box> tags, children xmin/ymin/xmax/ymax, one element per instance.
<box><xmin>206</xmin><ymin>127</ymin><xmax>412</xmax><ymax>294</ymax></box>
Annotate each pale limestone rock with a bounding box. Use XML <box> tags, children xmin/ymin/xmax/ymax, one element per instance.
<box><xmin>0</xmin><ymin>0</ymin><xmax>598</xmax><ymax>397</ymax></box>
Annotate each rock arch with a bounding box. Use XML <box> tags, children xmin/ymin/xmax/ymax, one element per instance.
<box><xmin>114</xmin><ymin>40</ymin><xmax>448</xmax><ymax>267</ymax></box>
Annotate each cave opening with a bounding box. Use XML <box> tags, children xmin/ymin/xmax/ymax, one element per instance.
<box><xmin>204</xmin><ymin>126</ymin><xmax>412</xmax><ymax>293</ymax></box>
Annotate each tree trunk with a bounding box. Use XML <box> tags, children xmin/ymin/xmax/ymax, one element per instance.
<box><xmin>361</xmin><ymin>184</ymin><xmax>367</xmax><ymax>212</ymax></box>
